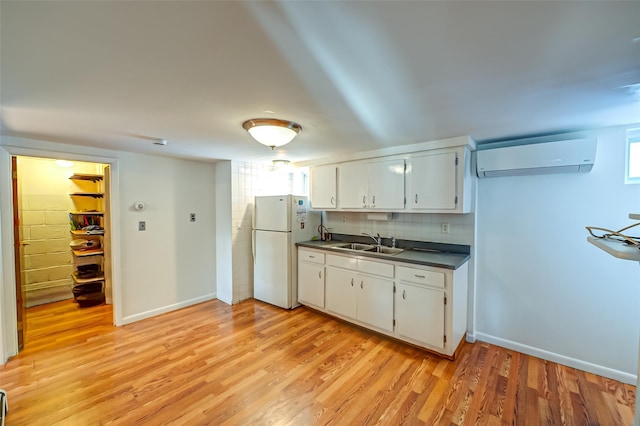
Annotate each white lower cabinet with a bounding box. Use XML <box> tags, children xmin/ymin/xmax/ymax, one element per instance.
<box><xmin>356</xmin><ymin>275</ymin><xmax>394</xmax><ymax>332</ymax></box>
<box><xmin>298</xmin><ymin>249</ymin><xmax>326</xmax><ymax>309</ymax></box>
<box><xmin>325</xmin><ymin>267</ymin><xmax>357</xmax><ymax>318</ymax></box>
<box><xmin>396</xmin><ymin>282</ymin><xmax>445</xmax><ymax>349</ymax></box>
<box><xmin>325</xmin><ymin>254</ymin><xmax>394</xmax><ymax>333</ymax></box>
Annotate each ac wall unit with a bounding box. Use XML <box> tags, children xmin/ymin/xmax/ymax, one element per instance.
<box><xmin>476</xmin><ymin>137</ymin><xmax>596</xmax><ymax>178</ymax></box>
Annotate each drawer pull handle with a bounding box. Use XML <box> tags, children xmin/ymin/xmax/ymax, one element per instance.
<box><xmin>414</xmin><ymin>274</ymin><xmax>425</xmax><ymax>279</ymax></box>
<box><xmin>309</xmin><ymin>255</ymin><xmax>315</xmax><ymax>259</ymax></box>
<box><xmin>402</xmin><ymin>290</ymin><xmax>406</xmax><ymax>300</ymax></box>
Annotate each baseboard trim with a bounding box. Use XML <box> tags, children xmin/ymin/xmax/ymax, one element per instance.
<box><xmin>475</xmin><ymin>332</ymin><xmax>637</xmax><ymax>385</ymax></box>
<box><xmin>121</xmin><ymin>293</ymin><xmax>217</xmax><ymax>325</ymax></box>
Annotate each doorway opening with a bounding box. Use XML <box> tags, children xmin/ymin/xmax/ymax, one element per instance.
<box><xmin>13</xmin><ymin>155</ymin><xmax>114</xmax><ymax>351</ymax></box>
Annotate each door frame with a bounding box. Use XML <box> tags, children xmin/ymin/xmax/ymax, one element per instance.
<box><xmin>0</xmin><ymin>144</ymin><xmax>123</xmax><ymax>362</ymax></box>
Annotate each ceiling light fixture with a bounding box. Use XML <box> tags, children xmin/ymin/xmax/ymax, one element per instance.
<box><xmin>54</xmin><ymin>159</ymin><xmax>74</xmax><ymax>168</ymax></box>
<box><xmin>242</xmin><ymin>118</ymin><xmax>302</xmax><ymax>150</ymax></box>
<box><xmin>272</xmin><ymin>159</ymin><xmax>294</xmax><ymax>172</ymax></box>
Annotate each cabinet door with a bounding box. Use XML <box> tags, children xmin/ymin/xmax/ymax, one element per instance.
<box><xmin>310</xmin><ymin>165</ymin><xmax>337</xmax><ymax>209</ymax></box>
<box><xmin>408</xmin><ymin>152</ymin><xmax>457</xmax><ymax>211</ymax></box>
<box><xmin>338</xmin><ymin>162</ymin><xmax>369</xmax><ymax>209</ymax></box>
<box><xmin>396</xmin><ymin>282</ymin><xmax>445</xmax><ymax>349</ymax></box>
<box><xmin>357</xmin><ymin>275</ymin><xmax>394</xmax><ymax>332</ymax></box>
<box><xmin>325</xmin><ymin>267</ymin><xmax>357</xmax><ymax>319</ymax></box>
<box><xmin>298</xmin><ymin>262</ymin><xmax>325</xmax><ymax>308</ymax></box>
<box><xmin>367</xmin><ymin>159</ymin><xmax>405</xmax><ymax>210</ymax></box>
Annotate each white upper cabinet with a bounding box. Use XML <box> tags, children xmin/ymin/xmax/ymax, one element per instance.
<box><xmin>406</xmin><ymin>147</ymin><xmax>471</xmax><ymax>213</ymax></box>
<box><xmin>310</xmin><ymin>165</ymin><xmax>337</xmax><ymax>209</ymax></box>
<box><xmin>338</xmin><ymin>159</ymin><xmax>405</xmax><ymax>210</ymax></box>
<box><xmin>337</xmin><ymin>162</ymin><xmax>368</xmax><ymax>209</ymax></box>
<box><xmin>308</xmin><ymin>136</ymin><xmax>474</xmax><ymax>214</ymax></box>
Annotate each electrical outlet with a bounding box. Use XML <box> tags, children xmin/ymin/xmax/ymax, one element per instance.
<box><xmin>441</xmin><ymin>223</ymin><xmax>450</xmax><ymax>234</ymax></box>
<box><xmin>341</xmin><ymin>217</ymin><xmax>347</xmax><ymax>224</ymax></box>
<box><xmin>138</xmin><ymin>221</ymin><xmax>146</xmax><ymax>231</ymax></box>
<box><xmin>190</xmin><ymin>213</ymin><xmax>196</xmax><ymax>222</ymax></box>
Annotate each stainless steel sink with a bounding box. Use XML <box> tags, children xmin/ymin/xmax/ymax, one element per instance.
<box><xmin>332</xmin><ymin>243</ymin><xmax>404</xmax><ymax>256</ymax></box>
<box><xmin>333</xmin><ymin>243</ymin><xmax>375</xmax><ymax>251</ymax></box>
<box><xmin>364</xmin><ymin>246</ymin><xmax>405</xmax><ymax>255</ymax></box>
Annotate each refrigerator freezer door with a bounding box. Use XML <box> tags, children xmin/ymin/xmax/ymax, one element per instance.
<box><xmin>254</xmin><ymin>230</ymin><xmax>291</xmax><ymax>308</ymax></box>
<box><xmin>254</xmin><ymin>195</ymin><xmax>291</xmax><ymax>232</ymax></box>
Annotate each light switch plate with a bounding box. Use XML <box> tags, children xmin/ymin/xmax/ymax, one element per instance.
<box><xmin>190</xmin><ymin>213</ymin><xmax>196</xmax><ymax>222</ymax></box>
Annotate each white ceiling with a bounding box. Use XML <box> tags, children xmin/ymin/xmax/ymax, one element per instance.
<box><xmin>1</xmin><ymin>1</ymin><xmax>639</xmax><ymax>164</ymax></box>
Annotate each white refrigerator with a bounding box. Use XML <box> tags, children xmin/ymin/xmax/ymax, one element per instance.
<box><xmin>253</xmin><ymin>195</ymin><xmax>319</xmax><ymax>309</ymax></box>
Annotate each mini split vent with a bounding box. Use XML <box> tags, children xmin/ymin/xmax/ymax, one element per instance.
<box><xmin>476</xmin><ymin>137</ymin><xmax>597</xmax><ymax>178</ymax></box>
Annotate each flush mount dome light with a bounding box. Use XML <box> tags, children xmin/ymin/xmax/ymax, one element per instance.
<box><xmin>54</xmin><ymin>159</ymin><xmax>74</xmax><ymax>168</ymax></box>
<box><xmin>242</xmin><ymin>118</ymin><xmax>302</xmax><ymax>150</ymax></box>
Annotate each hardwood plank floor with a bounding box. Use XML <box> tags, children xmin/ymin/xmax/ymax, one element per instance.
<box><xmin>0</xmin><ymin>299</ymin><xmax>635</xmax><ymax>425</ymax></box>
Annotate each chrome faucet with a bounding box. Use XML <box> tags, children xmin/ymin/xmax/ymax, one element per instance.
<box><xmin>363</xmin><ymin>232</ymin><xmax>382</xmax><ymax>246</ymax></box>
<box><xmin>391</xmin><ymin>236</ymin><xmax>396</xmax><ymax>248</ymax></box>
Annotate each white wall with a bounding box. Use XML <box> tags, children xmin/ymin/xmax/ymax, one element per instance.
<box><xmin>0</xmin><ymin>137</ymin><xmax>217</xmax><ymax>361</ymax></box>
<box><xmin>475</xmin><ymin>125</ymin><xmax>640</xmax><ymax>383</ymax></box>
<box><xmin>118</xmin><ymin>152</ymin><xmax>216</xmax><ymax>322</ymax></box>
<box><xmin>215</xmin><ymin>160</ymin><xmax>233</xmax><ymax>305</ymax></box>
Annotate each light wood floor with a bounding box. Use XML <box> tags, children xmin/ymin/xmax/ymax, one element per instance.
<box><xmin>0</xmin><ymin>299</ymin><xmax>635</xmax><ymax>425</ymax></box>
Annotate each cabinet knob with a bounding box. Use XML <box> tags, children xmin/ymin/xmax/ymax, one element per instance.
<box><xmin>402</xmin><ymin>290</ymin><xmax>406</xmax><ymax>300</ymax></box>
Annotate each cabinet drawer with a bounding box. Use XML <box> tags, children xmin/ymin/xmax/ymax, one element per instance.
<box><xmin>396</xmin><ymin>266</ymin><xmax>445</xmax><ymax>288</ymax></box>
<box><xmin>358</xmin><ymin>259</ymin><xmax>394</xmax><ymax>278</ymax></box>
<box><xmin>299</xmin><ymin>249</ymin><xmax>325</xmax><ymax>264</ymax></box>
<box><xmin>327</xmin><ymin>254</ymin><xmax>358</xmax><ymax>269</ymax></box>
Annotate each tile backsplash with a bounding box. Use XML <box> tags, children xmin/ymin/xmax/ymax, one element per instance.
<box><xmin>322</xmin><ymin>211</ymin><xmax>475</xmax><ymax>246</ymax></box>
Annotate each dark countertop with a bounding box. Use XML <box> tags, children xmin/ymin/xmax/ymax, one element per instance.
<box><xmin>297</xmin><ymin>239</ymin><xmax>470</xmax><ymax>270</ymax></box>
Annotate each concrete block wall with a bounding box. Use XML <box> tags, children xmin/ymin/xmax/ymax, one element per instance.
<box><xmin>18</xmin><ymin>157</ymin><xmax>103</xmax><ymax>307</ymax></box>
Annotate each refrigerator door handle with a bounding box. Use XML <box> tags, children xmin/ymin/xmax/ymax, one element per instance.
<box><xmin>252</xmin><ymin>202</ymin><xmax>256</xmax><ymax>263</ymax></box>
<box><xmin>252</xmin><ymin>229</ymin><xmax>256</xmax><ymax>263</ymax></box>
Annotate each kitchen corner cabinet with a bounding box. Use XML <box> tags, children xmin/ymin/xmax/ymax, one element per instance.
<box><xmin>297</xmin><ymin>249</ymin><xmax>326</xmax><ymax>309</ymax></box>
<box><xmin>310</xmin><ymin>165</ymin><xmax>337</xmax><ymax>209</ymax></box>
<box><xmin>406</xmin><ymin>147</ymin><xmax>471</xmax><ymax>213</ymax></box>
<box><xmin>69</xmin><ymin>173</ymin><xmax>106</xmax><ymax>307</ymax></box>
<box><xmin>338</xmin><ymin>159</ymin><xmax>405</xmax><ymax>210</ymax></box>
